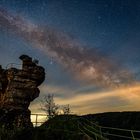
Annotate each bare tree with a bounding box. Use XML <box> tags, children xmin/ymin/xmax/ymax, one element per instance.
<box><xmin>41</xmin><ymin>94</ymin><xmax>59</xmax><ymax>119</ymax></box>
<box><xmin>62</xmin><ymin>104</ymin><xmax>71</xmax><ymax>115</ymax></box>
<box><xmin>41</xmin><ymin>94</ymin><xmax>71</xmax><ymax>119</ymax></box>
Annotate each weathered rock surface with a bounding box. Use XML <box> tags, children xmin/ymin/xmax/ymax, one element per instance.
<box><xmin>0</xmin><ymin>55</ymin><xmax>45</xmax><ymax>128</ymax></box>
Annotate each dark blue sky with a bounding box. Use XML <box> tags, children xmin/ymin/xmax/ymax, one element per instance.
<box><xmin>0</xmin><ymin>0</ymin><xmax>140</xmax><ymax>114</ymax></box>
<box><xmin>1</xmin><ymin>0</ymin><xmax>140</xmax><ymax>62</ymax></box>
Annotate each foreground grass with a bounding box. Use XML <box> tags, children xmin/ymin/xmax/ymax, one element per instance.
<box><xmin>0</xmin><ymin>115</ymin><xmax>94</xmax><ymax>140</ymax></box>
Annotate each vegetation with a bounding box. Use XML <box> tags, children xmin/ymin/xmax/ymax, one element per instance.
<box><xmin>84</xmin><ymin>112</ymin><xmax>140</xmax><ymax>130</ymax></box>
<box><xmin>0</xmin><ymin>115</ymin><xmax>103</xmax><ymax>140</ymax></box>
<box><xmin>41</xmin><ymin>94</ymin><xmax>59</xmax><ymax>119</ymax></box>
<box><xmin>11</xmin><ymin>115</ymin><xmax>103</xmax><ymax>140</ymax></box>
<box><xmin>41</xmin><ymin>94</ymin><xmax>71</xmax><ymax>118</ymax></box>
<box><xmin>0</xmin><ymin>126</ymin><xmax>24</xmax><ymax>140</ymax></box>
<box><xmin>1</xmin><ymin>112</ymin><xmax>140</xmax><ymax>140</ymax></box>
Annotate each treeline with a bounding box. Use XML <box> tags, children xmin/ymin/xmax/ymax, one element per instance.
<box><xmin>83</xmin><ymin>112</ymin><xmax>140</xmax><ymax>130</ymax></box>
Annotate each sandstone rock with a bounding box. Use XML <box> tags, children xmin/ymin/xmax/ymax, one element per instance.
<box><xmin>0</xmin><ymin>55</ymin><xmax>45</xmax><ymax>128</ymax></box>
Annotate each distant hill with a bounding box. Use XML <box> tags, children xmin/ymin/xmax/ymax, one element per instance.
<box><xmin>83</xmin><ymin>111</ymin><xmax>140</xmax><ymax>130</ymax></box>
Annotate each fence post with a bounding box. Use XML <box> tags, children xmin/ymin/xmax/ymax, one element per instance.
<box><xmin>95</xmin><ymin>135</ymin><xmax>98</xmax><ymax>140</ymax></box>
<box><xmin>35</xmin><ymin>114</ymin><xmax>38</xmax><ymax>127</ymax></box>
<box><xmin>99</xmin><ymin>126</ymin><xmax>102</xmax><ymax>138</ymax></box>
<box><xmin>131</xmin><ymin>130</ymin><xmax>135</xmax><ymax>140</ymax></box>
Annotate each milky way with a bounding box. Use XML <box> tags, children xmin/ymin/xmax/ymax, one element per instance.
<box><xmin>0</xmin><ymin>8</ymin><xmax>134</xmax><ymax>87</ymax></box>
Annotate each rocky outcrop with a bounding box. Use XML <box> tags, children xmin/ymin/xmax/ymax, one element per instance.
<box><xmin>0</xmin><ymin>55</ymin><xmax>45</xmax><ymax>128</ymax></box>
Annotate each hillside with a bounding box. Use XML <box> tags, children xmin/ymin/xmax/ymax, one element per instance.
<box><xmin>84</xmin><ymin>111</ymin><xmax>140</xmax><ymax>130</ymax></box>
<box><xmin>1</xmin><ymin>112</ymin><xmax>140</xmax><ymax>140</ymax></box>
<box><xmin>12</xmin><ymin>115</ymin><xmax>96</xmax><ymax>140</ymax></box>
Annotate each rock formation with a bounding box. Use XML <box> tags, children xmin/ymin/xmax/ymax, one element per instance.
<box><xmin>0</xmin><ymin>55</ymin><xmax>45</xmax><ymax>128</ymax></box>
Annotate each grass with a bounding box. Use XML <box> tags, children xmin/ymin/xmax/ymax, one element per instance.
<box><xmin>0</xmin><ymin>115</ymin><xmax>99</xmax><ymax>140</ymax></box>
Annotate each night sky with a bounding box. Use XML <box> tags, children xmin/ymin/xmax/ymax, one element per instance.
<box><xmin>0</xmin><ymin>0</ymin><xmax>140</xmax><ymax>115</ymax></box>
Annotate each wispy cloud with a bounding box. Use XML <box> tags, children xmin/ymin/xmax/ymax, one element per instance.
<box><xmin>30</xmin><ymin>83</ymin><xmax>140</xmax><ymax>114</ymax></box>
<box><xmin>55</xmin><ymin>83</ymin><xmax>140</xmax><ymax>114</ymax></box>
<box><xmin>0</xmin><ymin>8</ymin><xmax>135</xmax><ymax>87</ymax></box>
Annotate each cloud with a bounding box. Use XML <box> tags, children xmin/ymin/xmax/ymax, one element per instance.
<box><xmin>30</xmin><ymin>82</ymin><xmax>140</xmax><ymax>114</ymax></box>
<box><xmin>39</xmin><ymin>84</ymin><xmax>71</xmax><ymax>98</ymax></box>
<box><xmin>63</xmin><ymin>83</ymin><xmax>140</xmax><ymax>114</ymax></box>
<box><xmin>0</xmin><ymin>8</ymin><xmax>135</xmax><ymax>87</ymax></box>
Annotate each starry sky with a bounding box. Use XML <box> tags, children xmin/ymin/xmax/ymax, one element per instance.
<box><xmin>0</xmin><ymin>0</ymin><xmax>140</xmax><ymax>115</ymax></box>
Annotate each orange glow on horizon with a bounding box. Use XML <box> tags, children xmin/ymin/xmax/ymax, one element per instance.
<box><xmin>30</xmin><ymin>82</ymin><xmax>140</xmax><ymax>115</ymax></box>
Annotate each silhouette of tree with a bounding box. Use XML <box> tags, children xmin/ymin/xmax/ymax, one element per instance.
<box><xmin>41</xmin><ymin>94</ymin><xmax>71</xmax><ymax>118</ymax></box>
<box><xmin>41</xmin><ymin>94</ymin><xmax>59</xmax><ymax>119</ymax></box>
<box><xmin>62</xmin><ymin>104</ymin><xmax>71</xmax><ymax>115</ymax></box>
